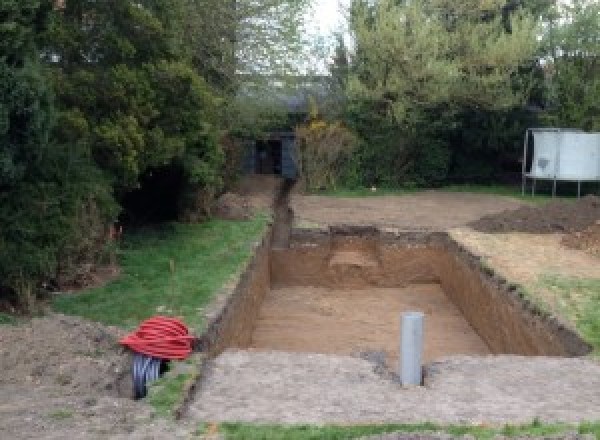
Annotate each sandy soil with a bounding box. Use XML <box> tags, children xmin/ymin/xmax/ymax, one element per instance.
<box><xmin>250</xmin><ymin>285</ymin><xmax>489</xmax><ymax>366</ymax></box>
<box><xmin>188</xmin><ymin>350</ymin><xmax>600</xmax><ymax>425</ymax></box>
<box><xmin>291</xmin><ymin>192</ymin><xmax>525</xmax><ymax>230</ymax></box>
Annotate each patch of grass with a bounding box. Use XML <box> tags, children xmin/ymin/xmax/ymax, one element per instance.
<box><xmin>0</xmin><ymin>312</ymin><xmax>18</xmax><ymax>325</ymax></box>
<box><xmin>48</xmin><ymin>409</ymin><xmax>74</xmax><ymax>420</ymax></box>
<box><xmin>147</xmin><ymin>372</ymin><xmax>189</xmax><ymax>417</ymax></box>
<box><xmin>53</xmin><ymin>216</ymin><xmax>269</xmax><ymax>333</ymax></box>
<box><xmin>207</xmin><ymin>421</ymin><xmax>598</xmax><ymax>440</ymax></box>
<box><xmin>538</xmin><ymin>274</ymin><xmax>600</xmax><ymax>353</ymax></box>
<box><xmin>209</xmin><ymin>422</ymin><xmax>439</xmax><ymax>440</ymax></box>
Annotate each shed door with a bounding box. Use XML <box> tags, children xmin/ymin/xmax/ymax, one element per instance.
<box><xmin>242</xmin><ymin>140</ymin><xmax>256</xmax><ymax>174</ymax></box>
<box><xmin>281</xmin><ymin>137</ymin><xmax>298</xmax><ymax>179</ymax></box>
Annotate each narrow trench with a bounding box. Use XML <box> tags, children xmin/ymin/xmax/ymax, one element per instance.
<box><xmin>271</xmin><ymin>178</ymin><xmax>295</xmax><ymax>249</ymax></box>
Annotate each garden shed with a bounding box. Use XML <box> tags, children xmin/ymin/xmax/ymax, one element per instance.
<box><xmin>242</xmin><ymin>132</ymin><xmax>298</xmax><ymax>179</ymax></box>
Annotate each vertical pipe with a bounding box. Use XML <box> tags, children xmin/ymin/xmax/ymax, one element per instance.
<box><xmin>400</xmin><ymin>311</ymin><xmax>424</xmax><ymax>386</ymax></box>
<box><xmin>522</xmin><ymin>129</ymin><xmax>529</xmax><ymax>196</ymax></box>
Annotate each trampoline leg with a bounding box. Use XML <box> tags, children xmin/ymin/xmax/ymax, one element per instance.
<box><xmin>578</xmin><ymin>181</ymin><xmax>581</xmax><ymax>198</ymax></box>
<box><xmin>522</xmin><ymin>175</ymin><xmax>526</xmax><ymax>196</ymax></box>
<box><xmin>552</xmin><ymin>179</ymin><xmax>557</xmax><ymax>198</ymax></box>
<box><xmin>532</xmin><ymin>179</ymin><xmax>536</xmax><ymax>197</ymax></box>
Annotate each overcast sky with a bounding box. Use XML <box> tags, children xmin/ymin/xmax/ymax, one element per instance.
<box><xmin>308</xmin><ymin>0</ymin><xmax>349</xmax><ymax>37</ymax></box>
<box><xmin>303</xmin><ymin>0</ymin><xmax>350</xmax><ymax>73</ymax></box>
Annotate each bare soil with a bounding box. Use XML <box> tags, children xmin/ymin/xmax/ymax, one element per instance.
<box><xmin>188</xmin><ymin>350</ymin><xmax>600</xmax><ymax>424</ymax></box>
<box><xmin>215</xmin><ymin>175</ymin><xmax>284</xmax><ymax>220</ymax></box>
<box><xmin>250</xmin><ymin>285</ymin><xmax>490</xmax><ymax>366</ymax></box>
<box><xmin>470</xmin><ymin>195</ymin><xmax>600</xmax><ymax>234</ymax></box>
<box><xmin>562</xmin><ymin>222</ymin><xmax>600</xmax><ymax>257</ymax></box>
<box><xmin>449</xmin><ymin>228</ymin><xmax>600</xmax><ymax>317</ymax></box>
<box><xmin>0</xmin><ymin>314</ymin><xmax>130</xmax><ymax>395</ymax></box>
<box><xmin>0</xmin><ymin>315</ymin><xmax>191</xmax><ymax>439</ymax></box>
<box><xmin>291</xmin><ymin>191</ymin><xmax>525</xmax><ymax>230</ymax></box>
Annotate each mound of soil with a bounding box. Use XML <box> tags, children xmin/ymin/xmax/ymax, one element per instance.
<box><xmin>0</xmin><ymin>314</ymin><xmax>132</xmax><ymax>397</ymax></box>
<box><xmin>562</xmin><ymin>222</ymin><xmax>600</xmax><ymax>257</ymax></box>
<box><xmin>215</xmin><ymin>192</ymin><xmax>254</xmax><ymax>220</ymax></box>
<box><xmin>470</xmin><ymin>195</ymin><xmax>600</xmax><ymax>234</ymax></box>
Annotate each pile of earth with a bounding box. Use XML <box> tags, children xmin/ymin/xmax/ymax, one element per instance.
<box><xmin>0</xmin><ymin>314</ymin><xmax>132</xmax><ymax>397</ymax></box>
<box><xmin>214</xmin><ymin>192</ymin><xmax>255</xmax><ymax>220</ymax></box>
<box><xmin>469</xmin><ymin>195</ymin><xmax>600</xmax><ymax>234</ymax></box>
<box><xmin>562</xmin><ymin>221</ymin><xmax>600</xmax><ymax>257</ymax></box>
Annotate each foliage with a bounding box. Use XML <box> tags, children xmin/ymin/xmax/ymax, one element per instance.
<box><xmin>295</xmin><ymin>101</ymin><xmax>357</xmax><ymax>191</ymax></box>
<box><xmin>348</xmin><ymin>0</ymin><xmax>539</xmax><ymax>121</ymax></box>
<box><xmin>47</xmin><ymin>2</ymin><xmax>224</xmax><ymax>194</ymax></box>
<box><xmin>0</xmin><ymin>0</ymin><xmax>118</xmax><ymax>309</ymax></box>
<box><xmin>336</xmin><ymin>0</ymin><xmax>543</xmax><ymax>187</ymax></box>
<box><xmin>53</xmin><ymin>216</ymin><xmax>268</xmax><ymax>333</ymax></box>
<box><xmin>541</xmin><ymin>0</ymin><xmax>600</xmax><ymax>130</ymax></box>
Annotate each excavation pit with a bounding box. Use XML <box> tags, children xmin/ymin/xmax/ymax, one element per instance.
<box><xmin>201</xmin><ymin>228</ymin><xmax>591</xmax><ymax>364</ymax></box>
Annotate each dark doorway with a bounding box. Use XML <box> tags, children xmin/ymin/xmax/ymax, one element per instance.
<box><xmin>120</xmin><ymin>164</ymin><xmax>185</xmax><ymax>226</ymax></box>
<box><xmin>256</xmin><ymin>139</ymin><xmax>283</xmax><ymax>175</ymax></box>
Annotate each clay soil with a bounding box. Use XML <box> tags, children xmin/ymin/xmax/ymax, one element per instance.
<box><xmin>470</xmin><ymin>195</ymin><xmax>600</xmax><ymax>234</ymax></box>
<box><xmin>292</xmin><ymin>191</ymin><xmax>525</xmax><ymax>230</ymax></box>
<box><xmin>249</xmin><ymin>285</ymin><xmax>490</xmax><ymax>366</ymax></box>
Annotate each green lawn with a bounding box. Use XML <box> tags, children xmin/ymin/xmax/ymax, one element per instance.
<box><xmin>0</xmin><ymin>312</ymin><xmax>18</xmax><ymax>325</ymax></box>
<box><xmin>538</xmin><ymin>275</ymin><xmax>600</xmax><ymax>354</ymax></box>
<box><xmin>53</xmin><ymin>216</ymin><xmax>269</xmax><ymax>333</ymax></box>
<box><xmin>203</xmin><ymin>421</ymin><xmax>600</xmax><ymax>440</ymax></box>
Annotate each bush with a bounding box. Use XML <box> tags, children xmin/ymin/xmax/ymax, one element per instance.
<box><xmin>295</xmin><ymin>118</ymin><xmax>357</xmax><ymax>191</ymax></box>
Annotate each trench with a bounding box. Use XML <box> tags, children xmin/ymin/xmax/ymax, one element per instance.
<box><xmin>199</xmin><ymin>224</ymin><xmax>591</xmax><ymax>363</ymax></box>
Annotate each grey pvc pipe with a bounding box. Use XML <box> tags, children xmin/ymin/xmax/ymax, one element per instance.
<box><xmin>400</xmin><ymin>311</ymin><xmax>424</xmax><ymax>386</ymax></box>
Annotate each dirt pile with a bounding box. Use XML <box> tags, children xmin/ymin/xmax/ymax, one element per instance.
<box><xmin>469</xmin><ymin>195</ymin><xmax>600</xmax><ymax>234</ymax></box>
<box><xmin>0</xmin><ymin>314</ymin><xmax>132</xmax><ymax>397</ymax></box>
<box><xmin>562</xmin><ymin>221</ymin><xmax>600</xmax><ymax>257</ymax></box>
<box><xmin>215</xmin><ymin>192</ymin><xmax>254</xmax><ymax>220</ymax></box>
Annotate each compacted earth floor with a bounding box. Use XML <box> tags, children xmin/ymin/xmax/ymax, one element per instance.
<box><xmin>291</xmin><ymin>192</ymin><xmax>525</xmax><ymax>230</ymax></box>
<box><xmin>188</xmin><ymin>351</ymin><xmax>600</xmax><ymax>425</ymax></box>
<box><xmin>250</xmin><ymin>285</ymin><xmax>490</xmax><ymax>366</ymax></box>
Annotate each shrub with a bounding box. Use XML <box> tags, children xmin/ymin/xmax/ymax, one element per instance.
<box><xmin>295</xmin><ymin>118</ymin><xmax>357</xmax><ymax>191</ymax></box>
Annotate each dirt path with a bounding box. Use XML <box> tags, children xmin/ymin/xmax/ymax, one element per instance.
<box><xmin>292</xmin><ymin>192</ymin><xmax>525</xmax><ymax>230</ymax></box>
<box><xmin>250</xmin><ymin>285</ymin><xmax>489</xmax><ymax>366</ymax></box>
<box><xmin>188</xmin><ymin>350</ymin><xmax>600</xmax><ymax>425</ymax></box>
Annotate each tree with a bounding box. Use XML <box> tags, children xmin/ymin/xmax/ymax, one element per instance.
<box><xmin>348</xmin><ymin>0</ymin><xmax>539</xmax><ymax>122</ymax></box>
<box><xmin>542</xmin><ymin>0</ymin><xmax>600</xmax><ymax>130</ymax></box>
<box><xmin>47</xmin><ymin>0</ymin><xmax>223</xmax><ymax>195</ymax></box>
<box><xmin>1</xmin><ymin>0</ymin><xmax>117</xmax><ymax>308</ymax></box>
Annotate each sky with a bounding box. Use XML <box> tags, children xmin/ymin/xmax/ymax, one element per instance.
<box><xmin>307</xmin><ymin>0</ymin><xmax>349</xmax><ymax>37</ymax></box>
<box><xmin>303</xmin><ymin>0</ymin><xmax>350</xmax><ymax>73</ymax></box>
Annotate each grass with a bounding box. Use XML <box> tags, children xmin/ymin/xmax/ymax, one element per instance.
<box><xmin>538</xmin><ymin>274</ymin><xmax>600</xmax><ymax>354</ymax></box>
<box><xmin>47</xmin><ymin>409</ymin><xmax>74</xmax><ymax>420</ymax></box>
<box><xmin>53</xmin><ymin>216</ymin><xmax>269</xmax><ymax>333</ymax></box>
<box><xmin>315</xmin><ymin>184</ymin><xmax>562</xmax><ymax>203</ymax></box>
<box><xmin>0</xmin><ymin>312</ymin><xmax>18</xmax><ymax>325</ymax></box>
<box><xmin>146</xmin><ymin>372</ymin><xmax>189</xmax><ymax>417</ymax></box>
<box><xmin>201</xmin><ymin>421</ymin><xmax>600</xmax><ymax>440</ymax></box>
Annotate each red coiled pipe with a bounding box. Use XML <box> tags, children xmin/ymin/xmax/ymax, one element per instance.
<box><xmin>120</xmin><ymin>316</ymin><xmax>195</xmax><ymax>360</ymax></box>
